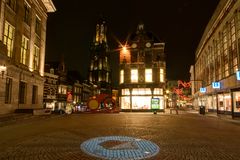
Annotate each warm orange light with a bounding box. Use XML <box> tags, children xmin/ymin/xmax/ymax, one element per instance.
<box><xmin>122</xmin><ymin>46</ymin><xmax>127</xmax><ymax>53</ymax></box>
<box><xmin>120</xmin><ymin>45</ymin><xmax>131</xmax><ymax>63</ymax></box>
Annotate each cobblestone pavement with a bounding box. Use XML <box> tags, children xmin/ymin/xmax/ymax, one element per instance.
<box><xmin>0</xmin><ymin>111</ymin><xmax>240</xmax><ymax>160</ymax></box>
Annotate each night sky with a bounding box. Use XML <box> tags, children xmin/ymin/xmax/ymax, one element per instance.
<box><xmin>45</xmin><ymin>0</ymin><xmax>220</xmax><ymax>83</ymax></box>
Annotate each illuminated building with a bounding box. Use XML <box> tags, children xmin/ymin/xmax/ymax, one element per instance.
<box><xmin>0</xmin><ymin>0</ymin><xmax>55</xmax><ymax>114</ymax></box>
<box><xmin>191</xmin><ymin>0</ymin><xmax>240</xmax><ymax>117</ymax></box>
<box><xmin>88</xmin><ymin>18</ymin><xmax>112</xmax><ymax>95</ymax></box>
<box><xmin>43</xmin><ymin>65</ymin><xmax>58</xmax><ymax>110</ymax></box>
<box><xmin>119</xmin><ymin>23</ymin><xmax>166</xmax><ymax>111</ymax></box>
<box><xmin>44</xmin><ymin>58</ymin><xmax>68</xmax><ymax>111</ymax></box>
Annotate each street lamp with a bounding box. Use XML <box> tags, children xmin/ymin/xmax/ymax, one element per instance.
<box><xmin>0</xmin><ymin>64</ymin><xmax>7</xmax><ymax>79</ymax></box>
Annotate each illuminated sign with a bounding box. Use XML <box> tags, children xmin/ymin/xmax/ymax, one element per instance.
<box><xmin>200</xmin><ymin>88</ymin><xmax>206</xmax><ymax>93</ymax></box>
<box><xmin>236</xmin><ymin>71</ymin><xmax>240</xmax><ymax>80</ymax></box>
<box><xmin>151</xmin><ymin>98</ymin><xmax>160</xmax><ymax>110</ymax></box>
<box><xmin>212</xmin><ymin>82</ymin><xmax>220</xmax><ymax>89</ymax></box>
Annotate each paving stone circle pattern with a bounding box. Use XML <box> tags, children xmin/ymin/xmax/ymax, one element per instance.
<box><xmin>80</xmin><ymin>135</ymin><xmax>160</xmax><ymax>160</ymax></box>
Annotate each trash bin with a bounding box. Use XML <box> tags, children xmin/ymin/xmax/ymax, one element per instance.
<box><xmin>199</xmin><ymin>106</ymin><xmax>205</xmax><ymax>115</ymax></box>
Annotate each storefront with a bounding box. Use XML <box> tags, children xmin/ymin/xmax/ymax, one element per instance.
<box><xmin>120</xmin><ymin>88</ymin><xmax>165</xmax><ymax>111</ymax></box>
<box><xmin>195</xmin><ymin>91</ymin><xmax>240</xmax><ymax>117</ymax></box>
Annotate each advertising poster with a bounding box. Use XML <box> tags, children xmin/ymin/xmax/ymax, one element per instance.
<box><xmin>151</xmin><ymin>98</ymin><xmax>160</xmax><ymax>110</ymax></box>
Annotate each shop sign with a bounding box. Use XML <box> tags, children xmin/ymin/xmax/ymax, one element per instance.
<box><xmin>236</xmin><ymin>71</ymin><xmax>240</xmax><ymax>80</ymax></box>
<box><xmin>200</xmin><ymin>87</ymin><xmax>206</xmax><ymax>93</ymax></box>
<box><xmin>151</xmin><ymin>98</ymin><xmax>160</xmax><ymax>110</ymax></box>
<box><xmin>212</xmin><ymin>82</ymin><xmax>220</xmax><ymax>89</ymax></box>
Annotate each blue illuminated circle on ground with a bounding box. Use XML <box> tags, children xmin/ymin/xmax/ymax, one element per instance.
<box><xmin>80</xmin><ymin>136</ymin><xmax>160</xmax><ymax>160</ymax></box>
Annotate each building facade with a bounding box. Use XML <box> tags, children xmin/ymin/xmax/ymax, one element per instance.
<box><xmin>119</xmin><ymin>23</ymin><xmax>166</xmax><ymax>111</ymax></box>
<box><xmin>43</xmin><ymin>66</ymin><xmax>58</xmax><ymax>110</ymax></box>
<box><xmin>0</xmin><ymin>0</ymin><xmax>55</xmax><ymax>114</ymax></box>
<box><xmin>88</xmin><ymin>18</ymin><xmax>112</xmax><ymax>95</ymax></box>
<box><xmin>191</xmin><ymin>0</ymin><xmax>240</xmax><ymax>117</ymax></box>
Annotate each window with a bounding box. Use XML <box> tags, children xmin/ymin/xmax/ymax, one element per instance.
<box><xmin>131</xmin><ymin>69</ymin><xmax>138</xmax><ymax>83</ymax></box>
<box><xmin>3</xmin><ymin>21</ymin><xmax>15</xmax><ymax>57</ymax></box>
<box><xmin>35</xmin><ymin>16</ymin><xmax>41</xmax><ymax>36</ymax></box>
<box><xmin>160</xmin><ymin>68</ymin><xmax>164</xmax><ymax>82</ymax></box>
<box><xmin>132</xmin><ymin>88</ymin><xmax>151</xmax><ymax>95</ymax></box>
<box><xmin>33</xmin><ymin>45</ymin><xmax>40</xmax><ymax>70</ymax></box>
<box><xmin>153</xmin><ymin>88</ymin><xmax>163</xmax><ymax>95</ymax></box>
<box><xmin>120</xmin><ymin>70</ymin><xmax>124</xmax><ymax>83</ymax></box>
<box><xmin>23</xmin><ymin>1</ymin><xmax>31</xmax><ymax>25</ymax></box>
<box><xmin>121</xmin><ymin>89</ymin><xmax>130</xmax><ymax>95</ymax></box>
<box><xmin>6</xmin><ymin>0</ymin><xmax>16</xmax><ymax>11</ymax></box>
<box><xmin>32</xmin><ymin>85</ymin><xmax>38</xmax><ymax>104</ymax></box>
<box><xmin>20</xmin><ymin>36</ymin><xmax>29</xmax><ymax>65</ymax></box>
<box><xmin>19</xmin><ymin>81</ymin><xmax>27</xmax><ymax>104</ymax></box>
<box><xmin>5</xmin><ymin>78</ymin><xmax>12</xmax><ymax>104</ymax></box>
<box><xmin>58</xmin><ymin>85</ymin><xmax>67</xmax><ymax>94</ymax></box>
<box><xmin>145</xmin><ymin>69</ymin><xmax>152</xmax><ymax>82</ymax></box>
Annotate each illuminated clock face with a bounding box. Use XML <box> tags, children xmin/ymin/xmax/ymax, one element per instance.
<box><xmin>146</xmin><ymin>42</ymin><xmax>151</xmax><ymax>48</ymax></box>
<box><xmin>131</xmin><ymin>43</ymin><xmax>137</xmax><ymax>48</ymax></box>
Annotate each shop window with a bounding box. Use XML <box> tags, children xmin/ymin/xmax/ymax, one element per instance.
<box><xmin>121</xmin><ymin>89</ymin><xmax>130</xmax><ymax>95</ymax></box>
<box><xmin>121</xmin><ymin>97</ymin><xmax>130</xmax><ymax>109</ymax></box>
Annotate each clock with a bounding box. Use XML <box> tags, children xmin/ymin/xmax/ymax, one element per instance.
<box><xmin>131</xmin><ymin>43</ymin><xmax>137</xmax><ymax>48</ymax></box>
<box><xmin>145</xmin><ymin>42</ymin><xmax>151</xmax><ymax>48</ymax></box>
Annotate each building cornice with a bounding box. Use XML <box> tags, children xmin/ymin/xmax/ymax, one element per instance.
<box><xmin>41</xmin><ymin>0</ymin><xmax>56</xmax><ymax>12</ymax></box>
<box><xmin>195</xmin><ymin>0</ymin><xmax>234</xmax><ymax>59</ymax></box>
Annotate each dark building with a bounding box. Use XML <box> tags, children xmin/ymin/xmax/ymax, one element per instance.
<box><xmin>88</xmin><ymin>18</ymin><xmax>112</xmax><ymax>95</ymax></box>
<box><xmin>45</xmin><ymin>58</ymin><xmax>68</xmax><ymax>111</ymax></box>
<box><xmin>119</xmin><ymin>23</ymin><xmax>166</xmax><ymax>111</ymax></box>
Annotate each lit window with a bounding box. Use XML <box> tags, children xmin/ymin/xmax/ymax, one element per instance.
<box><xmin>33</xmin><ymin>45</ymin><xmax>40</xmax><ymax>71</ymax></box>
<box><xmin>120</xmin><ymin>70</ymin><xmax>124</xmax><ymax>83</ymax></box>
<box><xmin>160</xmin><ymin>68</ymin><xmax>164</xmax><ymax>82</ymax></box>
<box><xmin>132</xmin><ymin>88</ymin><xmax>151</xmax><ymax>95</ymax></box>
<box><xmin>122</xmin><ymin>89</ymin><xmax>130</xmax><ymax>95</ymax></box>
<box><xmin>20</xmin><ymin>36</ymin><xmax>29</xmax><ymax>65</ymax></box>
<box><xmin>3</xmin><ymin>21</ymin><xmax>15</xmax><ymax>57</ymax></box>
<box><xmin>153</xmin><ymin>88</ymin><xmax>163</xmax><ymax>95</ymax></box>
<box><xmin>131</xmin><ymin>69</ymin><xmax>138</xmax><ymax>83</ymax></box>
<box><xmin>145</xmin><ymin>69</ymin><xmax>152</xmax><ymax>82</ymax></box>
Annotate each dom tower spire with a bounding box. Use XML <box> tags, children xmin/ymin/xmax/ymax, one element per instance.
<box><xmin>89</xmin><ymin>18</ymin><xmax>112</xmax><ymax>95</ymax></box>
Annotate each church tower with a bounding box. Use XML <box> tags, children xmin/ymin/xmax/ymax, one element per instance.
<box><xmin>88</xmin><ymin>18</ymin><xmax>112</xmax><ymax>95</ymax></box>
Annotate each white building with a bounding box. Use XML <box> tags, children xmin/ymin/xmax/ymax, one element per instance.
<box><xmin>191</xmin><ymin>0</ymin><xmax>240</xmax><ymax>117</ymax></box>
<box><xmin>0</xmin><ymin>0</ymin><xmax>56</xmax><ymax>114</ymax></box>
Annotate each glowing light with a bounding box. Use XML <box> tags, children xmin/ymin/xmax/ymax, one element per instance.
<box><xmin>122</xmin><ymin>46</ymin><xmax>127</xmax><ymax>53</ymax></box>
